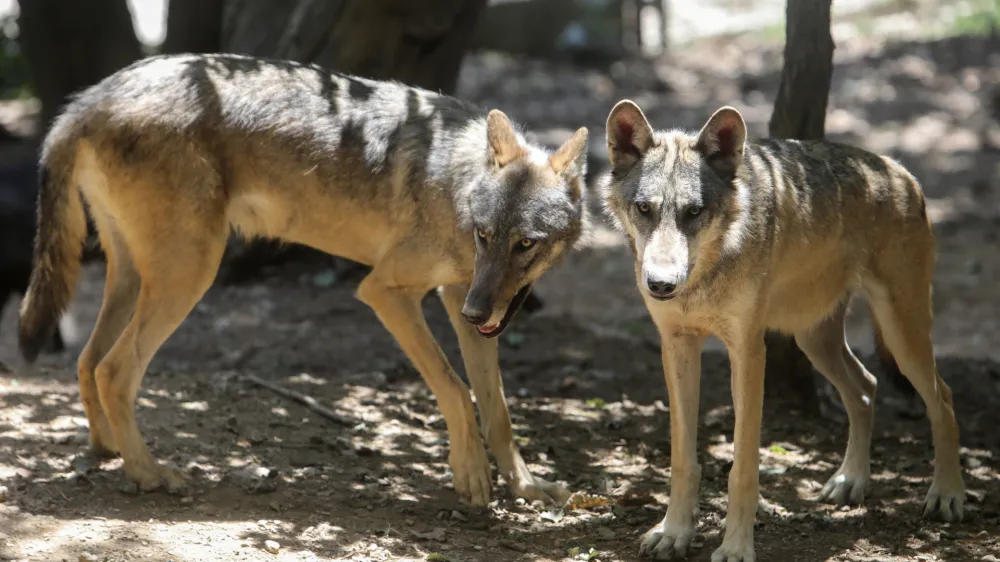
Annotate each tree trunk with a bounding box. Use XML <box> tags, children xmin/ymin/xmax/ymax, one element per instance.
<box><xmin>220</xmin><ymin>0</ymin><xmax>486</xmax><ymax>93</ymax></box>
<box><xmin>18</xmin><ymin>0</ymin><xmax>142</xmax><ymax>135</ymax></box>
<box><xmin>764</xmin><ymin>0</ymin><xmax>835</xmax><ymax>412</ymax></box>
<box><xmin>162</xmin><ymin>0</ymin><xmax>226</xmax><ymax>54</ymax></box>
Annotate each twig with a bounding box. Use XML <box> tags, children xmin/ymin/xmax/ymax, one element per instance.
<box><xmin>243</xmin><ymin>374</ymin><xmax>359</xmax><ymax>427</ymax></box>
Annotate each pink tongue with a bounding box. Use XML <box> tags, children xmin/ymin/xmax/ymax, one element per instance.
<box><xmin>478</xmin><ymin>324</ymin><xmax>499</xmax><ymax>334</ymax></box>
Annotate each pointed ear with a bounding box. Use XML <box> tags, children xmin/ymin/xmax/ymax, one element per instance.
<box><xmin>549</xmin><ymin>127</ymin><xmax>588</xmax><ymax>178</ymax></box>
<box><xmin>606</xmin><ymin>100</ymin><xmax>654</xmax><ymax>170</ymax></box>
<box><xmin>695</xmin><ymin>106</ymin><xmax>747</xmax><ymax>180</ymax></box>
<box><xmin>486</xmin><ymin>109</ymin><xmax>525</xmax><ymax>167</ymax></box>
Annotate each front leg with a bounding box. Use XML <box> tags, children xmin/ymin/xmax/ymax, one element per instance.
<box><xmin>357</xmin><ymin>277</ymin><xmax>491</xmax><ymax>506</ymax></box>
<box><xmin>438</xmin><ymin>284</ymin><xmax>570</xmax><ymax>505</ymax></box>
<box><xmin>641</xmin><ymin>330</ymin><xmax>705</xmax><ymax>560</ymax></box>
<box><xmin>712</xmin><ymin>332</ymin><xmax>766</xmax><ymax>562</ymax></box>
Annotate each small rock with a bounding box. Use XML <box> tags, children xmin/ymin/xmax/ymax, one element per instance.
<box><xmin>981</xmin><ymin>555</ymin><xmax>999</xmax><ymax>562</ymax></box>
<box><xmin>263</xmin><ymin>540</ymin><xmax>280</xmax><ymax>554</ymax></box>
<box><xmin>0</xmin><ymin>485</ymin><xmax>8</xmax><ymax>502</ymax></box>
<box><xmin>450</xmin><ymin>510</ymin><xmax>466</xmax><ymax>522</ymax></box>
<box><xmin>79</xmin><ymin>553</ymin><xmax>98</xmax><ymax>562</ymax></box>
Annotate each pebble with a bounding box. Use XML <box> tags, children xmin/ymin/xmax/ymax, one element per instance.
<box><xmin>79</xmin><ymin>553</ymin><xmax>98</xmax><ymax>562</ymax></box>
<box><xmin>981</xmin><ymin>556</ymin><xmax>999</xmax><ymax>562</ymax></box>
<box><xmin>263</xmin><ymin>540</ymin><xmax>281</xmax><ymax>554</ymax></box>
<box><xmin>0</xmin><ymin>485</ymin><xmax>8</xmax><ymax>502</ymax></box>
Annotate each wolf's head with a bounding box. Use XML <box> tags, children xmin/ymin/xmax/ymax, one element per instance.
<box><xmin>600</xmin><ymin>101</ymin><xmax>748</xmax><ymax>302</ymax></box>
<box><xmin>462</xmin><ymin>109</ymin><xmax>589</xmax><ymax>338</ymax></box>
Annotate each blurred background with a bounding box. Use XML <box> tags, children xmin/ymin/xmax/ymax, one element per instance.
<box><xmin>0</xmin><ymin>1</ymin><xmax>999</xmax><ymax>561</ymax></box>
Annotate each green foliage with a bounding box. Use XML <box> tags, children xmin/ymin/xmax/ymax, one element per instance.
<box><xmin>0</xmin><ymin>14</ymin><xmax>34</xmax><ymax>101</ymax></box>
<box><xmin>946</xmin><ymin>0</ymin><xmax>1000</xmax><ymax>36</ymax></box>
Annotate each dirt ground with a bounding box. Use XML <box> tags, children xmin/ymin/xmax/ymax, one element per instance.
<box><xmin>2</xmin><ymin>29</ymin><xmax>1000</xmax><ymax>562</ymax></box>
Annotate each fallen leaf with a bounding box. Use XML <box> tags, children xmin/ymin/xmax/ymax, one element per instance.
<box><xmin>539</xmin><ymin>509</ymin><xmax>565</xmax><ymax>523</ymax></box>
<box><xmin>566</xmin><ymin>491</ymin><xmax>611</xmax><ymax>511</ymax></box>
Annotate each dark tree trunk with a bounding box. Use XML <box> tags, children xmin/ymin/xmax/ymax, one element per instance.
<box><xmin>764</xmin><ymin>0</ymin><xmax>835</xmax><ymax>413</ymax></box>
<box><xmin>163</xmin><ymin>0</ymin><xmax>226</xmax><ymax>54</ymax></box>
<box><xmin>220</xmin><ymin>0</ymin><xmax>486</xmax><ymax>93</ymax></box>
<box><xmin>18</xmin><ymin>0</ymin><xmax>142</xmax><ymax>135</ymax></box>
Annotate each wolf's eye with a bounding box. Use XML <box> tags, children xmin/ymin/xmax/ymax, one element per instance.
<box><xmin>636</xmin><ymin>202</ymin><xmax>651</xmax><ymax>214</ymax></box>
<box><xmin>518</xmin><ymin>238</ymin><xmax>536</xmax><ymax>250</ymax></box>
<box><xmin>476</xmin><ymin>228</ymin><xmax>488</xmax><ymax>241</ymax></box>
<box><xmin>686</xmin><ymin>205</ymin><xmax>704</xmax><ymax>218</ymax></box>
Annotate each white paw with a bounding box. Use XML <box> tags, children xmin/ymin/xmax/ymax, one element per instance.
<box><xmin>818</xmin><ymin>467</ymin><xmax>869</xmax><ymax>505</ymax></box>
<box><xmin>711</xmin><ymin>535</ymin><xmax>755</xmax><ymax>562</ymax></box>
<box><xmin>923</xmin><ymin>480</ymin><xmax>965</xmax><ymax>522</ymax></box>
<box><xmin>449</xmin><ymin>437</ymin><xmax>492</xmax><ymax>506</ymax></box>
<box><xmin>639</xmin><ymin>518</ymin><xmax>696</xmax><ymax>560</ymax></box>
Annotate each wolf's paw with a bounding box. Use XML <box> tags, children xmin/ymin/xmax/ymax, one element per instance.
<box><xmin>124</xmin><ymin>462</ymin><xmax>187</xmax><ymax>494</ymax></box>
<box><xmin>639</xmin><ymin>519</ymin><xmax>696</xmax><ymax>560</ymax></box>
<box><xmin>818</xmin><ymin>467</ymin><xmax>869</xmax><ymax>506</ymax></box>
<box><xmin>923</xmin><ymin>480</ymin><xmax>965</xmax><ymax>522</ymax></box>
<box><xmin>449</xmin><ymin>439</ymin><xmax>492</xmax><ymax>507</ymax></box>
<box><xmin>710</xmin><ymin>535</ymin><xmax>755</xmax><ymax>562</ymax></box>
<box><xmin>512</xmin><ymin>476</ymin><xmax>570</xmax><ymax>506</ymax></box>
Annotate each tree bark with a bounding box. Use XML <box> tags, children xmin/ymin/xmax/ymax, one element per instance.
<box><xmin>18</xmin><ymin>0</ymin><xmax>142</xmax><ymax>135</ymax></box>
<box><xmin>764</xmin><ymin>0</ymin><xmax>835</xmax><ymax>412</ymax></box>
<box><xmin>163</xmin><ymin>0</ymin><xmax>226</xmax><ymax>54</ymax></box>
<box><xmin>220</xmin><ymin>0</ymin><xmax>486</xmax><ymax>94</ymax></box>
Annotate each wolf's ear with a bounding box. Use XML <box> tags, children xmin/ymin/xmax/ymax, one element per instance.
<box><xmin>487</xmin><ymin>109</ymin><xmax>525</xmax><ymax>167</ymax></box>
<box><xmin>549</xmin><ymin>126</ymin><xmax>588</xmax><ymax>178</ymax></box>
<box><xmin>695</xmin><ymin>106</ymin><xmax>747</xmax><ymax>180</ymax></box>
<box><xmin>606</xmin><ymin>100</ymin><xmax>654</xmax><ymax>170</ymax></box>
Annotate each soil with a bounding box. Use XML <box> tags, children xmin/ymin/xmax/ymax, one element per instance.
<box><xmin>2</xmin><ymin>28</ymin><xmax>1000</xmax><ymax>562</ymax></box>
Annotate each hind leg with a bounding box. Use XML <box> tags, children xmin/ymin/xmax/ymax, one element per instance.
<box><xmin>93</xmin><ymin>223</ymin><xmax>225</xmax><ymax>493</ymax></box>
<box><xmin>77</xmin><ymin>215</ymin><xmax>140</xmax><ymax>460</ymax></box>
<box><xmin>795</xmin><ymin>302</ymin><xmax>878</xmax><ymax>505</ymax></box>
<box><xmin>866</xmin><ymin>279</ymin><xmax>965</xmax><ymax>521</ymax></box>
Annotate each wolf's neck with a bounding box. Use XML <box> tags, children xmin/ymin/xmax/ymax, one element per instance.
<box><xmin>439</xmin><ymin>117</ymin><xmax>490</xmax><ymax>225</ymax></box>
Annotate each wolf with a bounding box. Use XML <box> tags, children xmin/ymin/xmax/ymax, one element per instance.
<box><xmin>17</xmin><ymin>53</ymin><xmax>591</xmax><ymax>506</ymax></box>
<box><xmin>600</xmin><ymin>100</ymin><xmax>965</xmax><ymax>561</ymax></box>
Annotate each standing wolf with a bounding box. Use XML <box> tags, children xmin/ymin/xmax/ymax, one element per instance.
<box><xmin>18</xmin><ymin>53</ymin><xmax>590</xmax><ymax>506</ymax></box>
<box><xmin>600</xmin><ymin>100</ymin><xmax>965</xmax><ymax>561</ymax></box>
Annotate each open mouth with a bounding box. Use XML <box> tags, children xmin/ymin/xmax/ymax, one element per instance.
<box><xmin>476</xmin><ymin>284</ymin><xmax>533</xmax><ymax>339</ymax></box>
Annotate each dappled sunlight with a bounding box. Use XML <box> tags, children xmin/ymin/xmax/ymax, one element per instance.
<box><xmin>0</xmin><ymin>11</ymin><xmax>998</xmax><ymax>561</ymax></box>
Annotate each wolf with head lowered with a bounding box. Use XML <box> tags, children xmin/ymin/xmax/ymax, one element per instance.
<box><xmin>600</xmin><ymin>100</ymin><xmax>965</xmax><ymax>561</ymax></box>
<box><xmin>18</xmin><ymin>53</ymin><xmax>591</xmax><ymax>506</ymax></box>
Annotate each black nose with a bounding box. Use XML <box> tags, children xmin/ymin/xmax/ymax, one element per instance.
<box><xmin>462</xmin><ymin>309</ymin><xmax>489</xmax><ymax>326</ymax></box>
<box><xmin>647</xmin><ymin>280</ymin><xmax>676</xmax><ymax>298</ymax></box>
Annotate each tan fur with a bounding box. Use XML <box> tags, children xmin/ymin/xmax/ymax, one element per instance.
<box><xmin>602</xmin><ymin>102</ymin><xmax>965</xmax><ymax>562</ymax></box>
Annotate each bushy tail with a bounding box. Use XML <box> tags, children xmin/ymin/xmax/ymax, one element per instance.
<box><xmin>18</xmin><ymin>143</ymin><xmax>86</xmax><ymax>363</ymax></box>
<box><xmin>871</xmin><ymin>315</ymin><xmax>916</xmax><ymax>399</ymax></box>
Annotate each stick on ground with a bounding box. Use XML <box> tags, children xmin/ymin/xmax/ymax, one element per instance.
<box><xmin>243</xmin><ymin>374</ymin><xmax>359</xmax><ymax>427</ymax></box>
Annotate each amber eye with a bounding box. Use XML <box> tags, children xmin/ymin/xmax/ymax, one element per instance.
<box><xmin>476</xmin><ymin>228</ymin><xmax>488</xmax><ymax>240</ymax></box>
<box><xmin>636</xmin><ymin>202</ymin><xmax>651</xmax><ymax>214</ymax></box>
<box><xmin>519</xmin><ymin>238</ymin><xmax>536</xmax><ymax>250</ymax></box>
